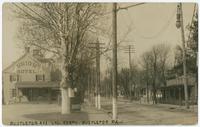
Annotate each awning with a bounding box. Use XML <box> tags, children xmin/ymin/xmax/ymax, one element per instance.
<box><xmin>15</xmin><ymin>81</ymin><xmax>60</xmax><ymax>88</ymax></box>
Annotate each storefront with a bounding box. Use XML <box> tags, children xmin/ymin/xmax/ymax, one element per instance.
<box><xmin>159</xmin><ymin>75</ymin><xmax>196</xmax><ymax>105</ymax></box>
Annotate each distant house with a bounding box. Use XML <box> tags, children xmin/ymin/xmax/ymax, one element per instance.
<box><xmin>2</xmin><ymin>47</ymin><xmax>60</xmax><ymax>104</ymax></box>
<box><xmin>138</xmin><ymin>86</ymin><xmax>153</xmax><ymax>104</ymax></box>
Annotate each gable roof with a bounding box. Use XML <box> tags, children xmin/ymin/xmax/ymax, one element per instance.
<box><xmin>3</xmin><ymin>53</ymin><xmax>42</xmax><ymax>73</ymax></box>
<box><xmin>3</xmin><ymin>54</ymin><xmax>27</xmax><ymax>73</ymax></box>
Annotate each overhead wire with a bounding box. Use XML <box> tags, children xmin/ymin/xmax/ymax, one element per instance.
<box><xmin>117</xmin><ymin>3</ymin><xmax>146</xmax><ymax>11</ymax></box>
<box><xmin>126</xmin><ymin>4</ymin><xmax>177</xmax><ymax>39</ymax></box>
<box><xmin>100</xmin><ymin>3</ymin><xmax>146</xmax><ymax>16</ymax></box>
<box><xmin>13</xmin><ymin>3</ymin><xmax>180</xmax><ymax>63</ymax></box>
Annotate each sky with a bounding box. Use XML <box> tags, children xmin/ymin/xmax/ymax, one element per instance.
<box><xmin>2</xmin><ymin>3</ymin><xmax>196</xmax><ymax>72</ymax></box>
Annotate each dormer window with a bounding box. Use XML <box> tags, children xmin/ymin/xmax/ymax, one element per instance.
<box><xmin>36</xmin><ymin>74</ymin><xmax>45</xmax><ymax>81</ymax></box>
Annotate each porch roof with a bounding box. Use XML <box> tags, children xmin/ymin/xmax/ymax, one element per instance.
<box><xmin>166</xmin><ymin>75</ymin><xmax>196</xmax><ymax>87</ymax></box>
<box><xmin>15</xmin><ymin>81</ymin><xmax>60</xmax><ymax>88</ymax></box>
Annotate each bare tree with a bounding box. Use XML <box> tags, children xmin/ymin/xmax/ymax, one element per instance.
<box><xmin>13</xmin><ymin>3</ymin><xmax>104</xmax><ymax>114</ymax></box>
<box><xmin>141</xmin><ymin>43</ymin><xmax>170</xmax><ymax>104</ymax></box>
<box><xmin>141</xmin><ymin>52</ymin><xmax>152</xmax><ymax>103</ymax></box>
<box><xmin>157</xmin><ymin>44</ymin><xmax>171</xmax><ymax>86</ymax></box>
<box><xmin>118</xmin><ymin>68</ymin><xmax>130</xmax><ymax>98</ymax></box>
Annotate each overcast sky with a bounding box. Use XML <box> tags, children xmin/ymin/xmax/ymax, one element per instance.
<box><xmin>3</xmin><ymin>3</ymin><xmax>196</xmax><ymax>72</ymax></box>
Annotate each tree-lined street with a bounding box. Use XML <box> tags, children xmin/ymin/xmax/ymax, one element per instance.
<box><xmin>2</xmin><ymin>2</ymin><xmax>198</xmax><ymax>125</ymax></box>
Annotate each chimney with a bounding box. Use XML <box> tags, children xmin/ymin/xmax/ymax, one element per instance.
<box><xmin>25</xmin><ymin>47</ymin><xmax>30</xmax><ymax>53</ymax></box>
<box><xmin>33</xmin><ymin>49</ymin><xmax>40</xmax><ymax>57</ymax></box>
<box><xmin>32</xmin><ymin>49</ymin><xmax>43</xmax><ymax>58</ymax></box>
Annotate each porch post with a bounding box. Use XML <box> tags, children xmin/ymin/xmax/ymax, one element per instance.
<box><xmin>16</xmin><ymin>88</ymin><xmax>20</xmax><ymax>102</ymax></box>
<box><xmin>179</xmin><ymin>87</ymin><xmax>182</xmax><ymax>106</ymax></box>
<box><xmin>30</xmin><ymin>89</ymin><xmax>33</xmax><ymax>101</ymax></box>
<box><xmin>165</xmin><ymin>88</ymin><xmax>168</xmax><ymax>103</ymax></box>
<box><xmin>48</xmin><ymin>88</ymin><xmax>52</xmax><ymax>104</ymax></box>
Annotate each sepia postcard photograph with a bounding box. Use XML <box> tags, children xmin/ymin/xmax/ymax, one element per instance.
<box><xmin>1</xmin><ymin>1</ymin><xmax>198</xmax><ymax>126</ymax></box>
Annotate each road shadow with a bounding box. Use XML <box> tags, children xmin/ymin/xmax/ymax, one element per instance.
<box><xmin>23</xmin><ymin>111</ymin><xmax>89</xmax><ymax>122</ymax></box>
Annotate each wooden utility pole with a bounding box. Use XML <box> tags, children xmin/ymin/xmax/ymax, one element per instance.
<box><xmin>112</xmin><ymin>3</ymin><xmax>118</xmax><ymax>120</ymax></box>
<box><xmin>123</xmin><ymin>45</ymin><xmax>135</xmax><ymax>99</ymax></box>
<box><xmin>88</xmin><ymin>40</ymin><xmax>104</xmax><ymax>109</ymax></box>
<box><xmin>96</xmin><ymin>39</ymin><xmax>101</xmax><ymax>110</ymax></box>
<box><xmin>177</xmin><ymin>3</ymin><xmax>189</xmax><ymax>109</ymax></box>
<box><xmin>129</xmin><ymin>46</ymin><xmax>132</xmax><ymax>98</ymax></box>
<box><xmin>111</xmin><ymin>2</ymin><xmax>145</xmax><ymax>120</ymax></box>
<box><xmin>87</xmin><ymin>68</ymin><xmax>91</xmax><ymax>106</ymax></box>
<box><xmin>180</xmin><ymin>3</ymin><xmax>189</xmax><ymax>109</ymax></box>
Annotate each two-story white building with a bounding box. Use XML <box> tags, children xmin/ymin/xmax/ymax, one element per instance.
<box><xmin>3</xmin><ymin>47</ymin><xmax>60</xmax><ymax>104</ymax></box>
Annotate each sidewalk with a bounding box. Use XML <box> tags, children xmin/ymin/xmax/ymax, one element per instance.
<box><xmin>89</xmin><ymin>97</ymin><xmax>198</xmax><ymax>113</ymax></box>
<box><xmin>119</xmin><ymin>98</ymin><xmax>198</xmax><ymax>113</ymax></box>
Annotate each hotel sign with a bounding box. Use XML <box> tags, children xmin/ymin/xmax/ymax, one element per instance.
<box><xmin>17</xmin><ymin>70</ymin><xmax>36</xmax><ymax>74</ymax></box>
<box><xmin>16</xmin><ymin>61</ymin><xmax>39</xmax><ymax>74</ymax></box>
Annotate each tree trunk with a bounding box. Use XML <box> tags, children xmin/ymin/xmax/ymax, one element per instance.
<box><xmin>60</xmin><ymin>57</ymin><xmax>71</xmax><ymax>114</ymax></box>
<box><xmin>61</xmin><ymin>88</ymin><xmax>71</xmax><ymax>114</ymax></box>
<box><xmin>152</xmin><ymin>87</ymin><xmax>157</xmax><ymax>104</ymax></box>
<box><xmin>146</xmin><ymin>82</ymin><xmax>149</xmax><ymax>104</ymax></box>
<box><xmin>152</xmin><ymin>75</ymin><xmax>157</xmax><ymax>104</ymax></box>
<box><xmin>95</xmin><ymin>76</ymin><xmax>98</xmax><ymax>108</ymax></box>
<box><xmin>195</xmin><ymin>67</ymin><xmax>198</xmax><ymax>104</ymax></box>
<box><xmin>95</xmin><ymin>95</ymin><xmax>98</xmax><ymax>108</ymax></box>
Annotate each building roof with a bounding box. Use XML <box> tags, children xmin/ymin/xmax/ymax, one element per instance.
<box><xmin>3</xmin><ymin>51</ymin><xmax>55</xmax><ymax>73</ymax></box>
<box><xmin>36</xmin><ymin>58</ymin><xmax>55</xmax><ymax>64</ymax></box>
<box><xmin>3</xmin><ymin>53</ymin><xmax>43</xmax><ymax>72</ymax></box>
<box><xmin>15</xmin><ymin>81</ymin><xmax>60</xmax><ymax>88</ymax></box>
<box><xmin>166</xmin><ymin>75</ymin><xmax>196</xmax><ymax>87</ymax></box>
<box><xmin>3</xmin><ymin>54</ymin><xmax>27</xmax><ymax>73</ymax></box>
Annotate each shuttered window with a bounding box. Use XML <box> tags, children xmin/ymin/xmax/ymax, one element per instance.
<box><xmin>12</xmin><ymin>89</ymin><xmax>16</xmax><ymax>97</ymax></box>
<box><xmin>10</xmin><ymin>75</ymin><xmax>19</xmax><ymax>82</ymax></box>
<box><xmin>9</xmin><ymin>89</ymin><xmax>16</xmax><ymax>97</ymax></box>
<box><xmin>36</xmin><ymin>74</ymin><xmax>45</xmax><ymax>81</ymax></box>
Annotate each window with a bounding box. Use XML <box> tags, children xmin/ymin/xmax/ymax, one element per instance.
<box><xmin>10</xmin><ymin>89</ymin><xmax>16</xmax><ymax>97</ymax></box>
<box><xmin>36</xmin><ymin>74</ymin><xmax>45</xmax><ymax>81</ymax></box>
<box><xmin>143</xmin><ymin>89</ymin><xmax>146</xmax><ymax>95</ymax></box>
<box><xmin>10</xmin><ymin>75</ymin><xmax>19</xmax><ymax>82</ymax></box>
